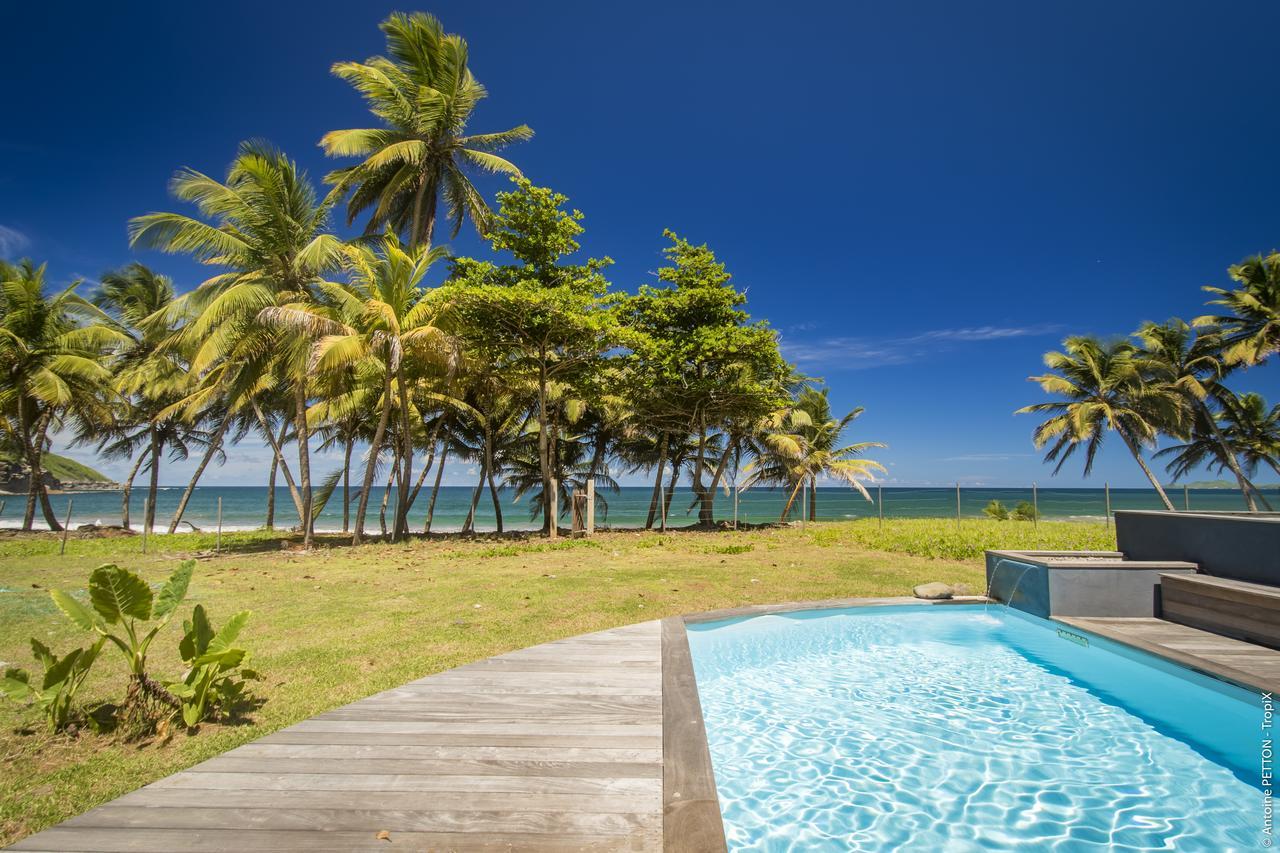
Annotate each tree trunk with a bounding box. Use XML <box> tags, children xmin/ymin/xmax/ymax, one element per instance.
<box><xmin>252</xmin><ymin>403</ymin><xmax>305</xmax><ymax>520</ymax></box>
<box><xmin>394</xmin><ymin>365</ymin><xmax>413</xmax><ymax>541</ymax></box>
<box><xmin>1197</xmin><ymin>399</ymin><xmax>1260</xmax><ymax>511</ymax></box>
<box><xmin>424</xmin><ymin>444</ymin><xmax>449</xmax><ymax>533</ymax></box>
<box><xmin>536</xmin><ymin>355</ymin><xmax>554</xmax><ymax>535</ymax></box>
<box><xmin>20</xmin><ymin>409</ymin><xmax>61</xmax><ymax>531</ymax></box>
<box><xmin>145</xmin><ymin>425</ymin><xmax>161</xmax><ymax>534</ymax></box>
<box><xmin>409</xmin><ymin>177</ymin><xmax>439</xmax><ymax>249</ymax></box>
<box><xmin>378</xmin><ymin>463</ymin><xmax>396</xmax><ymax>538</ymax></box>
<box><xmin>462</xmin><ymin>455</ymin><xmax>485</xmax><ymax>535</ymax></box>
<box><xmin>265</xmin><ymin>420</ymin><xmax>288</xmax><ymax>530</ymax></box>
<box><xmin>699</xmin><ymin>441</ymin><xmax>735</xmax><ymax>527</ymax></box>
<box><xmin>294</xmin><ymin>385</ymin><xmax>314</xmax><ymax>547</ymax></box>
<box><xmin>780</xmin><ymin>478</ymin><xmax>806</xmax><ymax>521</ymax></box>
<box><xmin>645</xmin><ymin>433</ymin><xmax>668</xmax><ymax>530</ymax></box>
<box><xmin>487</xmin><ymin>466</ymin><xmax>504</xmax><ymax>534</ymax></box>
<box><xmin>1118</xmin><ymin>428</ymin><xmax>1177</xmax><ymax>510</ymax></box>
<box><xmin>663</xmin><ymin>460</ymin><xmax>679</xmax><ymax>523</ymax></box>
<box><xmin>167</xmin><ymin>413</ymin><xmax>231</xmax><ymax>534</ymax></box>
<box><xmin>120</xmin><ymin>449</ymin><xmax>149</xmax><ymax>531</ymax></box>
<box><xmin>352</xmin><ymin>370</ymin><xmax>394</xmax><ymax>545</ymax></box>
<box><xmin>809</xmin><ymin>476</ymin><xmax>817</xmax><ymax>521</ymax></box>
<box><xmin>341</xmin><ymin>431</ymin><xmax>354</xmax><ymax>533</ymax></box>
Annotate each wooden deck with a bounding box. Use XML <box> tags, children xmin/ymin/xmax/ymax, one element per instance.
<box><xmin>1059</xmin><ymin>616</ymin><xmax>1280</xmax><ymax>694</ymax></box>
<box><xmin>11</xmin><ymin>621</ymin><xmax>667</xmax><ymax>852</ymax></box>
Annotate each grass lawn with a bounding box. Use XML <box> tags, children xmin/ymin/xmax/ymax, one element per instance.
<box><xmin>0</xmin><ymin>518</ymin><xmax>1113</xmax><ymax>846</ymax></box>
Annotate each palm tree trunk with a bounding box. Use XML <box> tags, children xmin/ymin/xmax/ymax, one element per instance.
<box><xmin>1197</xmin><ymin>400</ymin><xmax>1261</xmax><ymax>511</ymax></box>
<box><xmin>341</xmin><ymin>431</ymin><xmax>354</xmax><ymax>534</ymax></box>
<box><xmin>20</xmin><ymin>409</ymin><xmax>61</xmax><ymax>531</ymax></box>
<box><xmin>120</xmin><ymin>449</ymin><xmax>149</xmax><ymax>531</ymax></box>
<box><xmin>378</xmin><ymin>463</ymin><xmax>396</xmax><ymax>538</ymax></box>
<box><xmin>663</xmin><ymin>461</ymin><xmax>679</xmax><ymax>523</ymax></box>
<box><xmin>780</xmin><ymin>479</ymin><xmax>806</xmax><ymax>521</ymax></box>
<box><xmin>252</xmin><ymin>404</ymin><xmax>304</xmax><ymax>519</ymax></box>
<box><xmin>645</xmin><ymin>433</ymin><xmax>668</xmax><ymax>530</ymax></box>
<box><xmin>487</xmin><ymin>467</ymin><xmax>504</xmax><ymax>534</ymax></box>
<box><xmin>294</xmin><ymin>385</ymin><xmax>314</xmax><ymax>547</ymax></box>
<box><xmin>424</xmin><ymin>444</ymin><xmax>449</xmax><ymax>533</ymax></box>
<box><xmin>353</xmin><ymin>371</ymin><xmax>394</xmax><ymax>545</ymax></box>
<box><xmin>536</xmin><ymin>356</ymin><xmax>554</xmax><ymax>535</ymax></box>
<box><xmin>700</xmin><ymin>442</ymin><xmax>736</xmax><ymax>527</ymax></box>
<box><xmin>145</xmin><ymin>425</ymin><xmax>161</xmax><ymax>534</ymax></box>
<box><xmin>265</xmin><ymin>453</ymin><xmax>278</xmax><ymax>530</ymax></box>
<box><xmin>167</xmin><ymin>413</ymin><xmax>231</xmax><ymax>534</ymax></box>
<box><xmin>394</xmin><ymin>365</ymin><xmax>413</xmax><ymax>541</ymax></box>
<box><xmin>809</xmin><ymin>476</ymin><xmax>817</xmax><ymax>521</ymax></box>
<box><xmin>463</xmin><ymin>457</ymin><xmax>485</xmax><ymax>534</ymax></box>
<box><xmin>1117</xmin><ymin>428</ymin><xmax>1177</xmax><ymax>511</ymax></box>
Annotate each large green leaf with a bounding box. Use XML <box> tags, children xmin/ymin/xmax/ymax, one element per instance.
<box><xmin>153</xmin><ymin>560</ymin><xmax>194</xmax><ymax>620</ymax></box>
<box><xmin>89</xmin><ymin>564</ymin><xmax>153</xmax><ymax>624</ymax></box>
<box><xmin>193</xmin><ymin>648</ymin><xmax>246</xmax><ymax>670</ymax></box>
<box><xmin>1</xmin><ymin>669</ymin><xmax>32</xmax><ymax>701</ymax></box>
<box><xmin>29</xmin><ymin>638</ymin><xmax>54</xmax><ymax>669</ymax></box>
<box><xmin>50</xmin><ymin>589</ymin><xmax>100</xmax><ymax>632</ymax></box>
<box><xmin>190</xmin><ymin>604</ymin><xmax>214</xmax><ymax>657</ymax></box>
<box><xmin>41</xmin><ymin>648</ymin><xmax>81</xmax><ymax>691</ymax></box>
<box><xmin>208</xmin><ymin>611</ymin><xmax>251</xmax><ymax>654</ymax></box>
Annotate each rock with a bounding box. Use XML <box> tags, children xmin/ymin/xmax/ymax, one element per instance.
<box><xmin>953</xmin><ymin>583</ymin><xmax>973</xmax><ymax>596</ymax></box>
<box><xmin>913</xmin><ymin>582</ymin><xmax>954</xmax><ymax>600</ymax></box>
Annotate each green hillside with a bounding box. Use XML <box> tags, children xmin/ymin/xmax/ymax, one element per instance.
<box><xmin>0</xmin><ymin>449</ymin><xmax>112</xmax><ymax>483</ymax></box>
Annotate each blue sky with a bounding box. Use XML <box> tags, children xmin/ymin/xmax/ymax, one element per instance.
<box><xmin>3</xmin><ymin>0</ymin><xmax>1278</xmax><ymax>488</ymax></box>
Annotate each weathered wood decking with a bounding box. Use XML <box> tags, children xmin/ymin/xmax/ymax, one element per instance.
<box><xmin>11</xmin><ymin>621</ymin><xmax>667</xmax><ymax>852</ymax></box>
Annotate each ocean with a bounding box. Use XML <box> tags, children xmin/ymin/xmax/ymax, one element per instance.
<box><xmin>1</xmin><ymin>485</ymin><xmax>1273</xmax><ymax>534</ymax></box>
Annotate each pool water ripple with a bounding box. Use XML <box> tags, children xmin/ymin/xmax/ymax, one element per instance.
<box><xmin>687</xmin><ymin>606</ymin><xmax>1260</xmax><ymax>851</ymax></box>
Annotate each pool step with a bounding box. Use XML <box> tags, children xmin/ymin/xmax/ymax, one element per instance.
<box><xmin>1159</xmin><ymin>573</ymin><xmax>1280</xmax><ymax>650</ymax></box>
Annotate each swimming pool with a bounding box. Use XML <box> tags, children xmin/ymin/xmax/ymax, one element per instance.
<box><xmin>686</xmin><ymin>605</ymin><xmax>1264</xmax><ymax>851</ymax></box>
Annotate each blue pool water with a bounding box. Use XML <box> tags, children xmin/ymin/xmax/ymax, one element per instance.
<box><xmin>687</xmin><ymin>605</ymin><xmax>1265</xmax><ymax>851</ymax></box>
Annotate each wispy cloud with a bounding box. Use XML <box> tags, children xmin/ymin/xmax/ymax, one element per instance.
<box><xmin>782</xmin><ymin>324</ymin><xmax>1061</xmax><ymax>369</ymax></box>
<box><xmin>0</xmin><ymin>225</ymin><xmax>30</xmax><ymax>257</ymax></box>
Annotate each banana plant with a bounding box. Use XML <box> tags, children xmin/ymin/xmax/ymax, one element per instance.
<box><xmin>50</xmin><ymin>561</ymin><xmax>193</xmax><ymax>693</ymax></box>
<box><xmin>168</xmin><ymin>604</ymin><xmax>257</xmax><ymax>728</ymax></box>
<box><xmin>1</xmin><ymin>637</ymin><xmax>105</xmax><ymax>731</ymax></box>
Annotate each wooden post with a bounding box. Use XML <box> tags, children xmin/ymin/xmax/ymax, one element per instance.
<box><xmin>585</xmin><ymin>478</ymin><xmax>595</xmax><ymax>536</ymax></box>
<box><xmin>216</xmin><ymin>496</ymin><xmax>223</xmax><ymax>554</ymax></box>
<box><xmin>1032</xmin><ymin>482</ymin><xmax>1039</xmax><ymax>529</ymax></box>
<box><xmin>878</xmin><ymin>485</ymin><xmax>884</xmax><ymax>529</ymax></box>
<box><xmin>1104</xmin><ymin>482</ymin><xmax>1111</xmax><ymax>527</ymax></box>
<box><xmin>549</xmin><ymin>478</ymin><xmax>559</xmax><ymax>539</ymax></box>
<box><xmin>0</xmin><ymin>499</ymin><xmax>6</xmax><ymax>519</ymax></box>
<box><xmin>141</xmin><ymin>496</ymin><xmax>149</xmax><ymax>554</ymax></box>
<box><xmin>59</xmin><ymin>498</ymin><xmax>73</xmax><ymax>556</ymax></box>
<box><xmin>732</xmin><ymin>481</ymin><xmax>739</xmax><ymax>531</ymax></box>
<box><xmin>801</xmin><ymin>482</ymin><xmax>807</xmax><ymax>529</ymax></box>
<box><xmin>955</xmin><ymin>483</ymin><xmax>961</xmax><ymax>529</ymax></box>
<box><xmin>1183</xmin><ymin>484</ymin><xmax>1190</xmax><ymax>511</ymax></box>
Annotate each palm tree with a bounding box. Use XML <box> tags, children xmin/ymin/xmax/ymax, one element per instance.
<box><xmin>1198</xmin><ymin>252</ymin><xmax>1280</xmax><ymax>367</ymax></box>
<box><xmin>743</xmin><ymin>388</ymin><xmax>885</xmax><ymax>521</ymax></box>
<box><xmin>1017</xmin><ymin>336</ymin><xmax>1183</xmax><ymax>510</ymax></box>
<box><xmin>1222</xmin><ymin>392</ymin><xmax>1280</xmax><ymax>483</ymax></box>
<box><xmin>129</xmin><ymin>139</ymin><xmax>343</xmax><ymax>547</ymax></box>
<box><xmin>92</xmin><ymin>263</ymin><xmax>191</xmax><ymax>532</ymax></box>
<box><xmin>293</xmin><ymin>234</ymin><xmax>454</xmax><ymax>543</ymax></box>
<box><xmin>1134</xmin><ymin>318</ymin><xmax>1267</xmax><ymax>510</ymax></box>
<box><xmin>0</xmin><ymin>260</ymin><xmax>123</xmax><ymax>530</ymax></box>
<box><xmin>1155</xmin><ymin>406</ymin><xmax>1275</xmax><ymax>511</ymax></box>
<box><xmin>322</xmin><ymin>11</ymin><xmax>532</xmax><ymax>247</ymax></box>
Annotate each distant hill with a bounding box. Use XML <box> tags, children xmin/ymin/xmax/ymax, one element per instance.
<box><xmin>1170</xmin><ymin>479</ymin><xmax>1280</xmax><ymax>490</ymax></box>
<box><xmin>0</xmin><ymin>449</ymin><xmax>115</xmax><ymax>492</ymax></box>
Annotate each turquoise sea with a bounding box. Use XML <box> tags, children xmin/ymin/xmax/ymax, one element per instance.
<box><xmin>2</xmin><ymin>485</ymin><xmax>1274</xmax><ymax>533</ymax></box>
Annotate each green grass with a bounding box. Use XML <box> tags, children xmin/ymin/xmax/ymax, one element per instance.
<box><xmin>0</xmin><ymin>518</ymin><xmax>1110</xmax><ymax>845</ymax></box>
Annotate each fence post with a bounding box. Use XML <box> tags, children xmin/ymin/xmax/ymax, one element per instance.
<box><xmin>801</xmin><ymin>482</ymin><xmax>807</xmax><ymax>529</ymax></box>
<box><xmin>586</xmin><ymin>478</ymin><xmax>595</xmax><ymax>536</ymax></box>
<box><xmin>1104</xmin><ymin>482</ymin><xmax>1111</xmax><ymax>528</ymax></box>
<box><xmin>216</xmin><ymin>496</ymin><xmax>223</xmax><ymax>554</ymax></box>
<box><xmin>141</xmin><ymin>496</ymin><xmax>149</xmax><ymax>554</ymax></box>
<box><xmin>59</xmin><ymin>498</ymin><xmax>74</xmax><ymax>556</ymax></box>
<box><xmin>1032</xmin><ymin>482</ymin><xmax>1039</xmax><ymax>529</ymax></box>
<box><xmin>1183</xmin><ymin>484</ymin><xmax>1190</xmax><ymax>511</ymax></box>
<box><xmin>549</xmin><ymin>478</ymin><xmax>559</xmax><ymax>539</ymax></box>
<box><xmin>0</xmin><ymin>499</ymin><xmax>6</xmax><ymax>519</ymax></box>
<box><xmin>732</xmin><ymin>481</ymin><xmax>739</xmax><ymax>531</ymax></box>
<box><xmin>878</xmin><ymin>485</ymin><xmax>884</xmax><ymax>529</ymax></box>
<box><xmin>955</xmin><ymin>483</ymin><xmax>961</xmax><ymax>529</ymax></box>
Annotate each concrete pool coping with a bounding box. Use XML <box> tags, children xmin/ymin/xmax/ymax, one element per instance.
<box><xmin>12</xmin><ymin>595</ymin><xmax>1275</xmax><ymax>851</ymax></box>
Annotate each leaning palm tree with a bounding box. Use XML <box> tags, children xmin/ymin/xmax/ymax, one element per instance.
<box><xmin>1198</xmin><ymin>251</ymin><xmax>1280</xmax><ymax>366</ymax></box>
<box><xmin>1134</xmin><ymin>319</ymin><xmax>1267</xmax><ymax>510</ymax></box>
<box><xmin>1222</xmin><ymin>392</ymin><xmax>1280</xmax><ymax>482</ymax></box>
<box><xmin>0</xmin><ymin>260</ymin><xmax>123</xmax><ymax>530</ymax></box>
<box><xmin>286</xmin><ymin>233</ymin><xmax>455</xmax><ymax>543</ymax></box>
<box><xmin>129</xmin><ymin>140</ymin><xmax>343</xmax><ymax>547</ymax></box>
<box><xmin>1017</xmin><ymin>336</ymin><xmax>1183</xmax><ymax>510</ymax></box>
<box><xmin>743</xmin><ymin>388</ymin><xmax>886</xmax><ymax>521</ymax></box>
<box><xmin>322</xmin><ymin>11</ymin><xmax>532</xmax><ymax>247</ymax></box>
<box><xmin>1155</xmin><ymin>407</ymin><xmax>1275</xmax><ymax>511</ymax></box>
<box><xmin>91</xmin><ymin>263</ymin><xmax>192</xmax><ymax>532</ymax></box>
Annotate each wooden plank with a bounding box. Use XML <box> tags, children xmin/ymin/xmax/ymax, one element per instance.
<box><xmin>148</xmin><ymin>772</ymin><xmax>661</xmax><ymax>797</ymax></box>
<box><xmin>190</xmin><ymin>755</ymin><xmax>663</xmax><ymax>779</ymax></box>
<box><xmin>660</xmin><ymin>617</ymin><xmax>728</xmax><ymax>853</ymax></box>
<box><xmin>230</xmin><ymin>743</ymin><xmax>660</xmax><ymax>762</ymax></box>
<box><xmin>8</xmin><ymin>827</ymin><xmax>659</xmax><ymax>852</ymax></box>
<box><xmin>110</xmin><ymin>786</ymin><xmax>659</xmax><ymax>813</ymax></box>
<box><xmin>257</xmin><ymin>730</ymin><xmax>662</xmax><ymax>749</ymax></box>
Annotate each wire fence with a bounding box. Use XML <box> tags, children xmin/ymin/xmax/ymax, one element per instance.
<box><xmin>3</xmin><ymin>482</ymin><xmax>1275</xmax><ymax>541</ymax></box>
